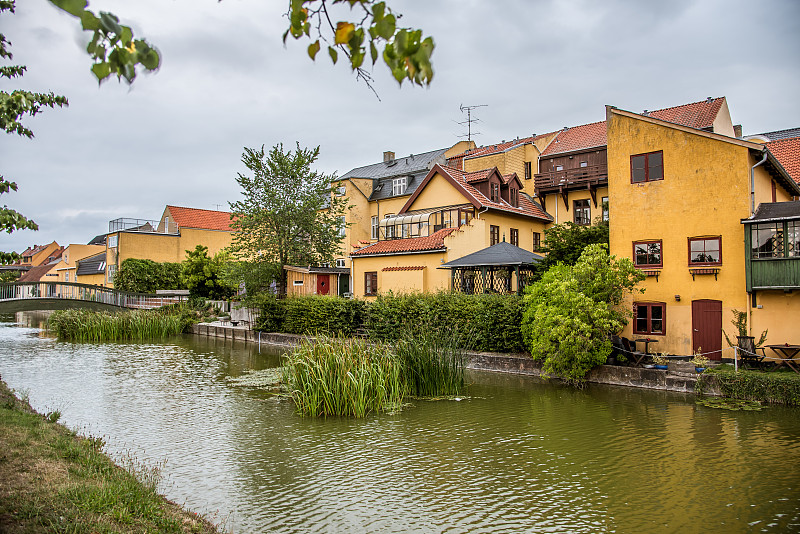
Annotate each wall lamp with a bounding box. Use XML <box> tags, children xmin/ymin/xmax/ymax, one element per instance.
<box><xmin>674</xmin><ymin>295</ymin><xmax>681</xmax><ymax>301</ymax></box>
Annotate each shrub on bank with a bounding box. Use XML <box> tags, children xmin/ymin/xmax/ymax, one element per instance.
<box><xmin>253</xmin><ymin>295</ymin><xmax>365</xmax><ymax>337</ymax></box>
<box><xmin>696</xmin><ymin>367</ymin><xmax>800</xmax><ymax>406</ymax></box>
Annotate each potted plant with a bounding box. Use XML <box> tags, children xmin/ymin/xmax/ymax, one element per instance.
<box><xmin>723</xmin><ymin>309</ymin><xmax>767</xmax><ymax>358</ymax></box>
<box><xmin>691</xmin><ymin>351</ymin><xmax>710</xmax><ymax>373</ymax></box>
<box><xmin>652</xmin><ymin>354</ymin><xmax>669</xmax><ymax>370</ymax></box>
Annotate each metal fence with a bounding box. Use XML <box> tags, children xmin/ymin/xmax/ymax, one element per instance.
<box><xmin>0</xmin><ymin>282</ymin><xmax>187</xmax><ymax>309</ymax></box>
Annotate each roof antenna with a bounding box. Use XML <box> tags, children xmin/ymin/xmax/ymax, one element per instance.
<box><xmin>457</xmin><ymin>103</ymin><xmax>488</xmax><ymax>143</ymax></box>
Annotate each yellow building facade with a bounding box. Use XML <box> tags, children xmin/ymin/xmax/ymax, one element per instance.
<box><xmin>53</xmin><ymin>244</ymin><xmax>106</xmax><ymax>283</ymax></box>
<box><xmin>606</xmin><ymin>106</ymin><xmax>800</xmax><ymax>358</ymax></box>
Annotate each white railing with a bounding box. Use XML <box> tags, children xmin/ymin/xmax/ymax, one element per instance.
<box><xmin>0</xmin><ymin>282</ymin><xmax>187</xmax><ymax>310</ymax></box>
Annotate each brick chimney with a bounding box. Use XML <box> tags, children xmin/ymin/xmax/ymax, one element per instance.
<box><xmin>383</xmin><ymin>151</ymin><xmax>395</xmax><ymax>163</ymax></box>
<box><xmin>733</xmin><ymin>124</ymin><xmax>743</xmax><ymax>138</ymax></box>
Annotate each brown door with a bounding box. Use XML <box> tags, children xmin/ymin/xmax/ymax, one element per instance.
<box><xmin>316</xmin><ymin>274</ymin><xmax>330</xmax><ymax>295</ymax></box>
<box><xmin>692</xmin><ymin>299</ymin><xmax>722</xmax><ymax>360</ymax></box>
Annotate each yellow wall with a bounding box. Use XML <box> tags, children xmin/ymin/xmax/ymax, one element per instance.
<box><xmin>27</xmin><ymin>241</ymin><xmax>60</xmax><ymax>266</ymax></box>
<box><xmin>55</xmin><ymin>244</ymin><xmax>106</xmax><ymax>283</ymax></box>
<box><xmin>352</xmin><ymin>253</ymin><xmax>445</xmax><ymax>298</ymax></box>
<box><xmin>76</xmin><ymin>272</ymin><xmax>105</xmax><ymax>287</ymax></box>
<box><xmin>606</xmin><ymin>108</ymin><xmax>788</xmax><ymax>356</ymax></box>
<box><xmin>541</xmin><ymin>187</ymin><xmax>609</xmax><ymax>227</ymax></box>
<box><xmin>751</xmin><ymin>292</ymin><xmax>800</xmax><ymax>350</ymax></box>
<box><xmin>406</xmin><ymin>172</ymin><xmax>471</xmax><ymax>211</ymax></box>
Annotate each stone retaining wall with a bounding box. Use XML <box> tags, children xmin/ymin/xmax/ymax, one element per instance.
<box><xmin>189</xmin><ymin>325</ymin><xmax>708</xmax><ymax>395</ymax></box>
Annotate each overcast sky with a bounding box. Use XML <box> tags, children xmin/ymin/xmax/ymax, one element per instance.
<box><xmin>2</xmin><ymin>0</ymin><xmax>799</xmax><ymax>253</ymax></box>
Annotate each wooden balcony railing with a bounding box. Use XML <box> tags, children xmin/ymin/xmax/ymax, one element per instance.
<box><xmin>534</xmin><ymin>164</ymin><xmax>608</xmax><ymax>193</ymax></box>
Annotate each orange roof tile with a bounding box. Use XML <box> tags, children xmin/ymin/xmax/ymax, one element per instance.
<box><xmin>767</xmin><ymin>137</ymin><xmax>800</xmax><ymax>183</ymax></box>
<box><xmin>436</xmin><ymin>165</ymin><xmax>551</xmax><ymax>221</ymax></box>
<box><xmin>460</xmin><ymin>132</ymin><xmax>556</xmax><ymax>160</ymax></box>
<box><xmin>540</xmin><ymin>121</ymin><xmax>607</xmax><ymax>157</ymax></box>
<box><xmin>382</xmin><ymin>266</ymin><xmax>425</xmax><ymax>271</ymax></box>
<box><xmin>167</xmin><ymin>206</ymin><xmax>233</xmax><ymax>231</ymax></box>
<box><xmin>351</xmin><ymin>228</ymin><xmax>455</xmax><ymax>256</ymax></box>
<box><xmin>647</xmin><ymin>97</ymin><xmax>724</xmax><ymax>130</ymax></box>
<box><xmin>464</xmin><ymin>169</ymin><xmax>494</xmax><ymax>183</ymax></box>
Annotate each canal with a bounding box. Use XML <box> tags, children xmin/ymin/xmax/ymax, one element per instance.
<box><xmin>1</xmin><ymin>313</ymin><xmax>799</xmax><ymax>533</ymax></box>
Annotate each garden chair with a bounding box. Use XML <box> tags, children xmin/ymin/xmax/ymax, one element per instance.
<box><xmin>621</xmin><ymin>337</ymin><xmax>647</xmax><ymax>367</ymax></box>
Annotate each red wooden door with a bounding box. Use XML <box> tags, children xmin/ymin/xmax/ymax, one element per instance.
<box><xmin>316</xmin><ymin>274</ymin><xmax>330</xmax><ymax>295</ymax></box>
<box><xmin>692</xmin><ymin>299</ymin><xmax>722</xmax><ymax>360</ymax></box>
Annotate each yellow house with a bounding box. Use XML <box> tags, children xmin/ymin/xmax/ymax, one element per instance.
<box><xmin>105</xmin><ymin>205</ymin><xmax>233</xmax><ymax>288</ymax></box>
<box><xmin>16</xmin><ymin>241</ymin><xmax>62</xmax><ymax>268</ymax></box>
<box><xmin>606</xmin><ymin>105</ymin><xmax>800</xmax><ymax>359</ymax></box>
<box><xmin>350</xmin><ymin>164</ymin><xmax>551</xmax><ymax>297</ymax></box>
<box><xmin>53</xmin><ymin>244</ymin><xmax>106</xmax><ymax>284</ymax></box>
<box><xmin>75</xmin><ymin>251</ymin><xmax>107</xmax><ymax>287</ymax></box>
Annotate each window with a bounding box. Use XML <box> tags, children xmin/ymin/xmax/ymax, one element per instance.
<box><xmin>510</xmin><ymin>228</ymin><xmax>519</xmax><ymax>247</ymax></box>
<box><xmin>107</xmin><ymin>264</ymin><xmax>117</xmax><ymax>284</ymax></box>
<box><xmin>689</xmin><ymin>237</ymin><xmax>721</xmax><ymax>265</ymax></box>
<box><xmin>392</xmin><ymin>177</ymin><xmax>407</xmax><ymax>196</ymax></box>
<box><xmin>532</xmin><ymin>232</ymin><xmax>541</xmax><ymax>252</ymax></box>
<box><xmin>602</xmin><ymin>196</ymin><xmax>609</xmax><ymax>222</ymax></box>
<box><xmin>371</xmin><ymin>216</ymin><xmax>379</xmax><ymax>240</ymax></box>
<box><xmin>573</xmin><ymin>199</ymin><xmax>590</xmax><ymax>225</ymax></box>
<box><xmin>555</xmin><ymin>165</ymin><xmax>564</xmax><ymax>171</ymax></box>
<box><xmin>338</xmin><ymin>216</ymin><xmax>346</xmax><ymax>238</ymax></box>
<box><xmin>634</xmin><ymin>302</ymin><xmax>666</xmax><ymax>335</ymax></box>
<box><xmin>580</xmin><ymin>161</ymin><xmax>588</xmax><ymax>168</ymax></box>
<box><xmin>108</xmin><ymin>234</ymin><xmax>118</xmax><ymax>248</ymax></box>
<box><xmin>65</xmin><ymin>272</ymin><xmax>69</xmax><ymax>282</ymax></box>
<box><xmin>524</xmin><ymin>161</ymin><xmax>532</xmax><ymax>180</ymax></box>
<box><xmin>490</xmin><ymin>225</ymin><xmax>500</xmax><ymax>246</ymax></box>
<box><xmin>510</xmin><ymin>188</ymin><xmax>518</xmax><ymax>207</ymax></box>
<box><xmin>335</xmin><ymin>258</ymin><xmax>346</xmax><ymax>268</ymax></box>
<box><xmin>293</xmin><ymin>280</ymin><xmax>304</xmax><ymax>286</ymax></box>
<box><xmin>491</xmin><ymin>183</ymin><xmax>499</xmax><ymax>202</ymax></box>
<box><xmin>751</xmin><ymin>223</ymin><xmax>783</xmax><ymax>258</ymax></box>
<box><xmin>335</xmin><ymin>185</ymin><xmax>346</xmax><ymax>196</ymax></box>
<box><xmin>364</xmin><ymin>272</ymin><xmax>378</xmax><ymax>296</ymax></box>
<box><xmin>791</xmin><ymin>222</ymin><xmax>800</xmax><ymax>257</ymax></box>
<box><xmin>631</xmin><ymin>151</ymin><xmax>663</xmax><ymax>183</ymax></box>
<box><xmin>633</xmin><ymin>240</ymin><xmax>662</xmax><ymax>268</ymax></box>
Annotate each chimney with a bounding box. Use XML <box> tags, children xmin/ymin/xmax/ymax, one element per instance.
<box><xmin>383</xmin><ymin>151</ymin><xmax>395</xmax><ymax>163</ymax></box>
<box><xmin>734</xmin><ymin>124</ymin><xmax>743</xmax><ymax>138</ymax></box>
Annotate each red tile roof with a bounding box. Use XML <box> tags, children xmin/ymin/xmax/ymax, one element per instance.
<box><xmin>464</xmin><ymin>169</ymin><xmax>494</xmax><ymax>183</ymax></box>
<box><xmin>647</xmin><ymin>97</ymin><xmax>724</xmax><ymax>130</ymax></box>
<box><xmin>18</xmin><ymin>264</ymin><xmax>56</xmax><ymax>283</ymax></box>
<box><xmin>351</xmin><ymin>228</ymin><xmax>455</xmax><ymax>256</ymax></box>
<box><xmin>540</xmin><ymin>98</ymin><xmax>727</xmax><ymax>157</ymax></box>
<box><xmin>167</xmin><ymin>206</ymin><xmax>233</xmax><ymax>231</ymax></box>
<box><xmin>460</xmin><ymin>132</ymin><xmax>556</xmax><ymax>160</ymax></box>
<box><xmin>382</xmin><ymin>266</ymin><xmax>425</xmax><ymax>271</ymax></box>
<box><xmin>767</xmin><ymin>136</ymin><xmax>800</xmax><ymax>183</ymax></box>
<box><xmin>540</xmin><ymin>121</ymin><xmax>607</xmax><ymax>156</ymax></box>
<box><xmin>436</xmin><ymin>165</ymin><xmax>551</xmax><ymax>221</ymax></box>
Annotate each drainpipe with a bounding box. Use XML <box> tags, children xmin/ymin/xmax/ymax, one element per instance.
<box><xmin>476</xmin><ymin>206</ymin><xmax>489</xmax><ymax>219</ymax></box>
<box><xmin>751</xmin><ymin>149</ymin><xmax>768</xmax><ymax>216</ymax></box>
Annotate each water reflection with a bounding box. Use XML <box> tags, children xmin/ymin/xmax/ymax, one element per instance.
<box><xmin>0</xmin><ymin>315</ymin><xmax>798</xmax><ymax>532</ymax></box>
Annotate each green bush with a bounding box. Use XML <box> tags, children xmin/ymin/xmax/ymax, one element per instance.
<box><xmin>696</xmin><ymin>368</ymin><xmax>800</xmax><ymax>406</ymax></box>
<box><xmin>114</xmin><ymin>259</ymin><xmax>185</xmax><ymax>293</ymax></box>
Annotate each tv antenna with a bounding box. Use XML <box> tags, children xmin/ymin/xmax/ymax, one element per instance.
<box><xmin>457</xmin><ymin>103</ymin><xmax>487</xmax><ymax>143</ymax></box>
<box><xmin>214</xmin><ymin>204</ymin><xmax>224</xmax><ymax>211</ymax></box>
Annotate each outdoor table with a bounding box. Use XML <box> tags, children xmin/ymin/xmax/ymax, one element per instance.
<box><xmin>766</xmin><ymin>344</ymin><xmax>800</xmax><ymax>373</ymax></box>
<box><xmin>634</xmin><ymin>338</ymin><xmax>659</xmax><ymax>355</ymax></box>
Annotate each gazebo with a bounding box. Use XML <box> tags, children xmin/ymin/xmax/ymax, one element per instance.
<box><xmin>439</xmin><ymin>241</ymin><xmax>543</xmax><ymax>295</ymax></box>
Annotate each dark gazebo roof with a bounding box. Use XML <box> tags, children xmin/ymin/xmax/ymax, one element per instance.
<box><xmin>742</xmin><ymin>201</ymin><xmax>800</xmax><ymax>224</ymax></box>
<box><xmin>440</xmin><ymin>241</ymin><xmax>543</xmax><ymax>269</ymax></box>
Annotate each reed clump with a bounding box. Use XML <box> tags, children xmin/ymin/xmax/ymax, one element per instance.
<box><xmin>48</xmin><ymin>307</ymin><xmax>193</xmax><ymax>342</ymax></box>
<box><xmin>282</xmin><ymin>329</ymin><xmax>468</xmax><ymax>417</ymax></box>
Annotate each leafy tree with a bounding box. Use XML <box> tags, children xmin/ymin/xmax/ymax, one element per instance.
<box><xmin>114</xmin><ymin>258</ymin><xmax>184</xmax><ymax>293</ymax></box>
<box><xmin>228</xmin><ymin>143</ymin><xmax>348</xmax><ymax>297</ymax></box>
<box><xmin>1</xmin><ymin>0</ymin><xmax>68</xmax><ymax>264</ymax></box>
<box><xmin>532</xmin><ymin>220</ymin><xmax>609</xmax><ymax>279</ymax></box>
<box><xmin>49</xmin><ymin>0</ymin><xmax>433</xmax><ymax>91</ymax></box>
<box><xmin>521</xmin><ymin>244</ymin><xmax>644</xmax><ymax>384</ymax></box>
<box><xmin>181</xmin><ymin>245</ymin><xmax>235</xmax><ymax>300</ymax></box>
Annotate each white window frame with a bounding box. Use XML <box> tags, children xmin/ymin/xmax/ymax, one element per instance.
<box><xmin>338</xmin><ymin>216</ymin><xmax>346</xmax><ymax>238</ymax></box>
<box><xmin>336</xmin><ymin>258</ymin><xmax>346</xmax><ymax>268</ymax></box>
<box><xmin>392</xmin><ymin>177</ymin><xmax>407</xmax><ymax>196</ymax></box>
<box><xmin>108</xmin><ymin>234</ymin><xmax>118</xmax><ymax>248</ymax></box>
<box><xmin>371</xmin><ymin>216</ymin><xmax>379</xmax><ymax>240</ymax></box>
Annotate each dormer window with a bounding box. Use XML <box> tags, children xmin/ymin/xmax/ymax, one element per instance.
<box><xmin>510</xmin><ymin>188</ymin><xmax>518</xmax><ymax>208</ymax></box>
<box><xmin>491</xmin><ymin>183</ymin><xmax>499</xmax><ymax>202</ymax></box>
<box><xmin>392</xmin><ymin>177</ymin><xmax>407</xmax><ymax>196</ymax></box>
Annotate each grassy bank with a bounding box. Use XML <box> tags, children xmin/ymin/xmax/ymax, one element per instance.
<box><xmin>0</xmin><ymin>378</ymin><xmax>220</xmax><ymax>533</ymax></box>
<box><xmin>696</xmin><ymin>366</ymin><xmax>800</xmax><ymax>406</ymax></box>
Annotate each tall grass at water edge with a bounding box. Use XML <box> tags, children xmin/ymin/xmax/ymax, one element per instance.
<box><xmin>282</xmin><ymin>337</ymin><xmax>405</xmax><ymax>417</ymax></box>
<box><xmin>282</xmin><ymin>329</ymin><xmax>469</xmax><ymax>417</ymax></box>
<box><xmin>47</xmin><ymin>307</ymin><xmax>190</xmax><ymax>342</ymax></box>
<box><xmin>395</xmin><ymin>327</ymin><xmax>468</xmax><ymax>397</ymax></box>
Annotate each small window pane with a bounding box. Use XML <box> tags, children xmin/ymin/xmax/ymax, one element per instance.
<box><xmin>631</xmin><ymin>155</ymin><xmax>646</xmax><ymax>182</ymax></box>
<box><xmin>789</xmin><ymin>222</ymin><xmax>800</xmax><ymax>257</ymax></box>
<box><xmin>648</xmin><ymin>152</ymin><xmax>663</xmax><ymax>180</ymax></box>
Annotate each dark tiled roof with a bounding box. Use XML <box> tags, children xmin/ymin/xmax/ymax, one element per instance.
<box><xmin>351</xmin><ymin>228</ymin><xmax>455</xmax><ymax>256</ymax></box>
<box><xmin>745</xmin><ymin>201</ymin><xmax>800</xmax><ymax>222</ymax></box>
<box><xmin>76</xmin><ymin>252</ymin><xmax>107</xmax><ymax>276</ymax></box>
<box><xmin>766</xmin><ymin>137</ymin><xmax>800</xmax><ymax>184</ymax></box>
<box><xmin>752</xmin><ymin>128</ymin><xmax>800</xmax><ymax>141</ymax></box>
<box><xmin>87</xmin><ymin>234</ymin><xmax>106</xmax><ymax>246</ymax></box>
<box><xmin>167</xmin><ymin>206</ymin><xmax>233</xmax><ymax>231</ymax></box>
<box><xmin>441</xmin><ymin>241</ymin><xmax>543</xmax><ymax>268</ymax></box>
<box><xmin>340</xmin><ymin>148</ymin><xmax>448</xmax><ymax>181</ymax></box>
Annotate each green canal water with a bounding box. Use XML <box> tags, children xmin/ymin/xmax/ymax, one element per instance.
<box><xmin>1</xmin><ymin>313</ymin><xmax>799</xmax><ymax>533</ymax></box>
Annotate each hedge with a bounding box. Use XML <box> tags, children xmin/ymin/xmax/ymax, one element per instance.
<box><xmin>114</xmin><ymin>259</ymin><xmax>185</xmax><ymax>293</ymax></box>
<box><xmin>254</xmin><ymin>292</ymin><xmax>525</xmax><ymax>353</ymax></box>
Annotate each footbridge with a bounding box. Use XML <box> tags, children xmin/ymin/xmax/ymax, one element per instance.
<box><xmin>0</xmin><ymin>282</ymin><xmax>188</xmax><ymax>313</ymax></box>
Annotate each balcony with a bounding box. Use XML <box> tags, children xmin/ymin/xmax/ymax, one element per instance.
<box><xmin>108</xmin><ymin>218</ymin><xmax>179</xmax><ymax>235</ymax></box>
<box><xmin>534</xmin><ymin>164</ymin><xmax>608</xmax><ymax>195</ymax></box>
